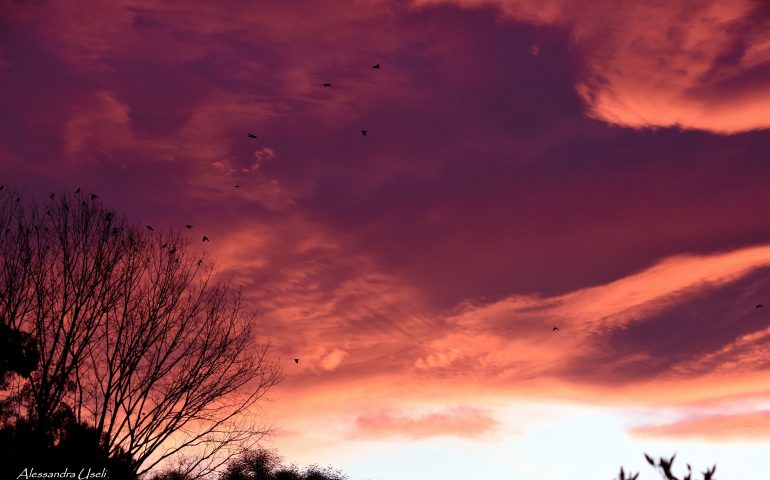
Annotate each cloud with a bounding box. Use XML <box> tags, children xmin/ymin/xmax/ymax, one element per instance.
<box><xmin>320</xmin><ymin>348</ymin><xmax>348</xmax><ymax>371</ymax></box>
<box><xmin>354</xmin><ymin>407</ymin><xmax>500</xmax><ymax>440</ymax></box>
<box><xmin>6</xmin><ymin>0</ymin><xmax>770</xmax><ymax>442</ymax></box>
<box><xmin>412</xmin><ymin>244</ymin><xmax>770</xmax><ymax>386</ymax></box>
<box><xmin>631</xmin><ymin>410</ymin><xmax>770</xmax><ymax>440</ymax></box>
<box><xmin>244</xmin><ymin>147</ymin><xmax>277</xmax><ymax>173</ymax></box>
<box><xmin>64</xmin><ymin>91</ymin><xmax>134</xmax><ymax>156</ymax></box>
<box><xmin>416</xmin><ymin>0</ymin><xmax>770</xmax><ymax>133</ymax></box>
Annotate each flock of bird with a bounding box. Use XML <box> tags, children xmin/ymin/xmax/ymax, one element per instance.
<box><xmin>246</xmin><ymin>63</ymin><xmax>381</xmax><ymax>147</ymax></box>
<box><xmin>8</xmin><ymin>71</ymin><xmax>361</xmax><ymax>364</ymax></box>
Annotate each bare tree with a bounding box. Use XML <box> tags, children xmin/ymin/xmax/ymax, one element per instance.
<box><xmin>0</xmin><ymin>189</ymin><xmax>282</xmax><ymax>477</ymax></box>
<box><xmin>615</xmin><ymin>453</ymin><xmax>717</xmax><ymax>480</ymax></box>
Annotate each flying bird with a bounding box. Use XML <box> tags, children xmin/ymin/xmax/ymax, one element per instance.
<box><xmin>552</xmin><ymin>326</ymin><xmax>559</xmax><ymax>331</ymax></box>
<box><xmin>91</xmin><ymin>194</ymin><xmax>98</xmax><ymax>200</ymax></box>
<box><xmin>186</xmin><ymin>224</ymin><xmax>193</xmax><ymax>230</ymax></box>
<box><xmin>197</xmin><ymin>259</ymin><xmax>203</xmax><ymax>266</ymax></box>
<box><xmin>15</xmin><ymin>197</ymin><xmax>20</xmax><ymax>203</ymax></box>
<box><xmin>294</xmin><ymin>359</ymin><xmax>299</xmax><ymax>364</ymax></box>
<box><xmin>235</xmin><ymin>184</ymin><xmax>241</xmax><ymax>188</ymax></box>
<box><xmin>202</xmin><ymin>236</ymin><xmax>209</xmax><ymax>242</ymax></box>
<box><xmin>361</xmin><ymin>130</ymin><xmax>368</xmax><ymax>136</ymax></box>
<box><xmin>247</xmin><ymin>133</ymin><xmax>257</xmax><ymax>139</ymax></box>
<box><xmin>75</xmin><ymin>187</ymin><xmax>80</xmax><ymax>193</ymax></box>
<box><xmin>49</xmin><ymin>193</ymin><xmax>55</xmax><ymax>199</ymax></box>
<box><xmin>323</xmin><ymin>83</ymin><xmax>332</xmax><ymax>87</ymax></box>
<box><xmin>146</xmin><ymin>225</ymin><xmax>154</xmax><ymax>231</ymax></box>
<box><xmin>757</xmin><ymin>304</ymin><xmax>764</xmax><ymax>308</ymax></box>
<box><xmin>372</xmin><ymin>64</ymin><xmax>381</xmax><ymax>69</ymax></box>
<box><xmin>81</xmin><ymin>201</ymin><xmax>86</xmax><ymax>207</ymax></box>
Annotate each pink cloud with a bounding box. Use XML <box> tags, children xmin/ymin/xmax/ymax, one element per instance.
<box><xmin>410</xmin><ymin>244</ymin><xmax>770</xmax><ymax>383</ymax></box>
<box><xmin>64</xmin><ymin>91</ymin><xmax>134</xmax><ymax>156</ymax></box>
<box><xmin>631</xmin><ymin>410</ymin><xmax>770</xmax><ymax>440</ymax></box>
<box><xmin>354</xmin><ymin>407</ymin><xmax>500</xmax><ymax>440</ymax></box>
<box><xmin>417</xmin><ymin>0</ymin><xmax>770</xmax><ymax>133</ymax></box>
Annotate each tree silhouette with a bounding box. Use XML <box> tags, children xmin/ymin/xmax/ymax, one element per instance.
<box><xmin>0</xmin><ymin>189</ymin><xmax>282</xmax><ymax>477</ymax></box>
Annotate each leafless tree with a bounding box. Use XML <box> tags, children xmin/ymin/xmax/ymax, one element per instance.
<box><xmin>0</xmin><ymin>189</ymin><xmax>282</xmax><ymax>478</ymax></box>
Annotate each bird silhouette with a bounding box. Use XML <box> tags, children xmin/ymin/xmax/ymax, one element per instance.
<box><xmin>91</xmin><ymin>194</ymin><xmax>98</xmax><ymax>200</ymax></box>
<box><xmin>294</xmin><ymin>359</ymin><xmax>299</xmax><ymax>364</ymax></box>
<box><xmin>247</xmin><ymin>133</ymin><xmax>257</xmax><ymax>139</ymax></box>
<box><xmin>49</xmin><ymin>193</ymin><xmax>55</xmax><ymax>199</ymax></box>
<box><xmin>186</xmin><ymin>224</ymin><xmax>193</xmax><ymax>230</ymax></box>
<box><xmin>235</xmin><ymin>184</ymin><xmax>241</xmax><ymax>188</ymax></box>
<box><xmin>15</xmin><ymin>197</ymin><xmax>20</xmax><ymax>203</ymax></box>
<box><xmin>81</xmin><ymin>201</ymin><xmax>86</xmax><ymax>206</ymax></box>
<box><xmin>75</xmin><ymin>187</ymin><xmax>80</xmax><ymax>193</ymax></box>
<box><xmin>197</xmin><ymin>259</ymin><xmax>203</xmax><ymax>266</ymax></box>
<box><xmin>146</xmin><ymin>225</ymin><xmax>154</xmax><ymax>231</ymax></box>
<box><xmin>372</xmin><ymin>64</ymin><xmax>381</xmax><ymax>69</ymax></box>
<box><xmin>361</xmin><ymin>130</ymin><xmax>368</xmax><ymax>136</ymax></box>
<box><xmin>756</xmin><ymin>304</ymin><xmax>764</xmax><ymax>308</ymax></box>
<box><xmin>553</xmin><ymin>326</ymin><xmax>559</xmax><ymax>331</ymax></box>
<box><xmin>202</xmin><ymin>236</ymin><xmax>209</xmax><ymax>242</ymax></box>
<box><xmin>323</xmin><ymin>83</ymin><xmax>332</xmax><ymax>87</ymax></box>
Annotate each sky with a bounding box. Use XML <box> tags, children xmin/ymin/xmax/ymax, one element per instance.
<box><xmin>2</xmin><ymin>0</ymin><xmax>770</xmax><ymax>478</ymax></box>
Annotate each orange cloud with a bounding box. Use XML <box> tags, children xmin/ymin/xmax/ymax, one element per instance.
<box><xmin>412</xmin><ymin>244</ymin><xmax>770</xmax><ymax>380</ymax></box>
<box><xmin>354</xmin><ymin>407</ymin><xmax>500</xmax><ymax>440</ymax></box>
<box><xmin>320</xmin><ymin>348</ymin><xmax>349</xmax><ymax>371</ymax></box>
<box><xmin>631</xmin><ymin>410</ymin><xmax>770</xmax><ymax>440</ymax></box>
<box><xmin>416</xmin><ymin>0</ymin><xmax>770</xmax><ymax>133</ymax></box>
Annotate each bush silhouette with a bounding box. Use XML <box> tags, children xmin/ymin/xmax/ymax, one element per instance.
<box><xmin>221</xmin><ymin>448</ymin><xmax>348</xmax><ymax>480</ymax></box>
<box><xmin>151</xmin><ymin>448</ymin><xmax>348</xmax><ymax>480</ymax></box>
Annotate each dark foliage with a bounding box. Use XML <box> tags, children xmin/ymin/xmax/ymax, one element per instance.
<box><xmin>0</xmin><ymin>321</ymin><xmax>39</xmax><ymax>421</ymax></box>
<box><xmin>617</xmin><ymin>453</ymin><xmax>717</xmax><ymax>480</ymax></box>
<box><xmin>0</xmin><ymin>407</ymin><xmax>136</xmax><ymax>480</ymax></box>
<box><xmin>220</xmin><ymin>448</ymin><xmax>347</xmax><ymax>480</ymax></box>
<box><xmin>0</xmin><ymin>321</ymin><xmax>38</xmax><ymax>383</ymax></box>
<box><xmin>151</xmin><ymin>448</ymin><xmax>348</xmax><ymax>480</ymax></box>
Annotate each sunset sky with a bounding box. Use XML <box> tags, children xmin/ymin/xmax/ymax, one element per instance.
<box><xmin>3</xmin><ymin>1</ymin><xmax>770</xmax><ymax>478</ymax></box>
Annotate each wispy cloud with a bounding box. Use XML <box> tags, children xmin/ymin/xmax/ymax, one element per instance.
<box><xmin>631</xmin><ymin>410</ymin><xmax>770</xmax><ymax>440</ymax></box>
<box><xmin>354</xmin><ymin>407</ymin><xmax>501</xmax><ymax>440</ymax></box>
